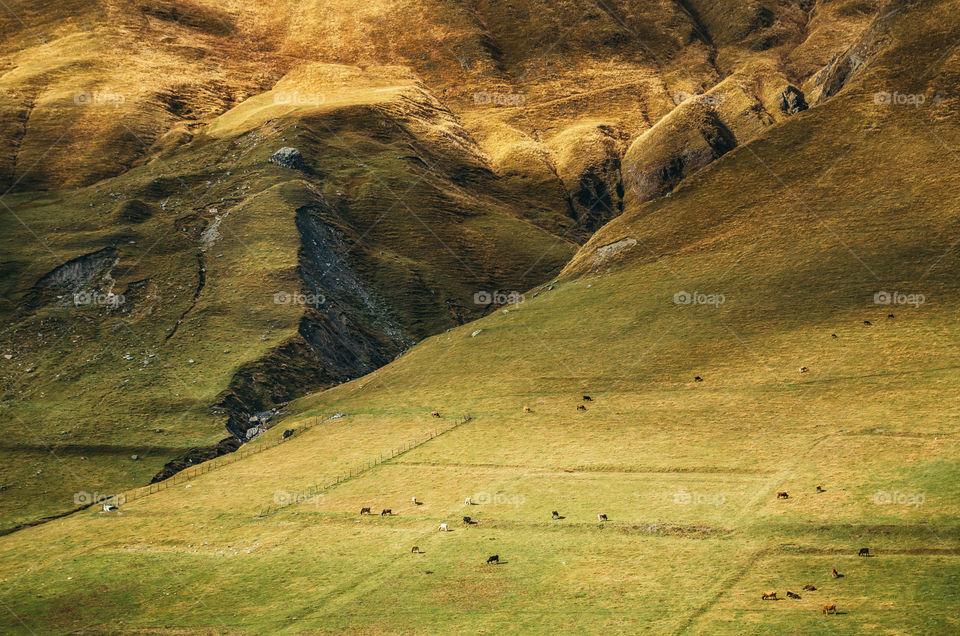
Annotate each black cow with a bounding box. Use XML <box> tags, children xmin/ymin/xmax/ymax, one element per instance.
<box><xmin>282</xmin><ymin>429</ymin><xmax>295</xmax><ymax>439</ymax></box>
<box><xmin>551</xmin><ymin>510</ymin><xmax>560</xmax><ymax>519</ymax></box>
<box><xmin>858</xmin><ymin>547</ymin><xmax>870</xmax><ymax>557</ymax></box>
<box><xmin>487</xmin><ymin>555</ymin><xmax>499</xmax><ymax>564</ymax></box>
<box><xmin>582</xmin><ymin>395</ymin><xmax>593</xmax><ymax>401</ymax></box>
<box><xmin>694</xmin><ymin>376</ymin><xmax>703</xmax><ymax>382</ymax></box>
<box><xmin>381</xmin><ymin>509</ymin><xmax>392</xmax><ymax>516</ymax></box>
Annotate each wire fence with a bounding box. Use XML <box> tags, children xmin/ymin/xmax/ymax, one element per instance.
<box><xmin>254</xmin><ymin>414</ymin><xmax>472</xmax><ymax>517</ymax></box>
<box><xmin>105</xmin><ymin>413</ymin><xmax>340</xmax><ymax>507</ymax></box>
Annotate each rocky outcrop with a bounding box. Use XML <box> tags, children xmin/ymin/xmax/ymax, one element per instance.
<box><xmin>622</xmin><ymin>102</ymin><xmax>736</xmax><ymax>205</ymax></box>
<box><xmin>269</xmin><ymin>147</ymin><xmax>304</xmax><ymax>170</ymax></box>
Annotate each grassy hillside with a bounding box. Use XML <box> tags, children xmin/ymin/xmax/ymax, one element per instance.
<box><xmin>0</xmin><ymin>0</ymin><xmax>957</xmax><ymax>632</ymax></box>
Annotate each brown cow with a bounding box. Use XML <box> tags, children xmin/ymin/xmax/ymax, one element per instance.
<box><xmin>360</xmin><ymin>507</ymin><xmax>371</xmax><ymax>515</ymax></box>
<box><xmin>777</xmin><ymin>491</ymin><xmax>789</xmax><ymax>499</ymax></box>
<box><xmin>761</xmin><ymin>591</ymin><xmax>778</xmax><ymax>600</ymax></box>
<box><xmin>803</xmin><ymin>584</ymin><xmax>817</xmax><ymax>591</ymax></box>
<box><xmin>411</xmin><ymin>546</ymin><xmax>420</xmax><ymax>553</ymax></box>
<box><xmin>786</xmin><ymin>591</ymin><xmax>801</xmax><ymax>599</ymax></box>
<box><xmin>523</xmin><ymin>406</ymin><xmax>532</xmax><ymax>413</ymax></box>
<box><xmin>823</xmin><ymin>604</ymin><xmax>837</xmax><ymax>615</ymax></box>
<box><xmin>577</xmin><ymin>404</ymin><xmax>587</xmax><ymax>411</ymax></box>
<box><xmin>831</xmin><ymin>568</ymin><xmax>842</xmax><ymax>578</ymax></box>
<box><xmin>430</xmin><ymin>411</ymin><xmax>441</xmax><ymax>418</ymax></box>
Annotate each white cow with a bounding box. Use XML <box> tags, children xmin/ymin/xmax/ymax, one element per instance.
<box><xmin>464</xmin><ymin>497</ymin><xmax>472</xmax><ymax>505</ymax></box>
<box><xmin>597</xmin><ymin>513</ymin><xmax>608</xmax><ymax>522</ymax></box>
<box><xmin>439</xmin><ymin>523</ymin><xmax>448</xmax><ymax>532</ymax></box>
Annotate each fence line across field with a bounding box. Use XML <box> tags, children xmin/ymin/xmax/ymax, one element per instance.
<box><xmin>106</xmin><ymin>414</ymin><xmax>470</xmax><ymax>510</ymax></box>
<box><xmin>255</xmin><ymin>414</ymin><xmax>472</xmax><ymax>517</ymax></box>
<box><xmin>106</xmin><ymin>413</ymin><xmax>333</xmax><ymax>506</ymax></box>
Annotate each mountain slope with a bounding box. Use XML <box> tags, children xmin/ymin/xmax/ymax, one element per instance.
<box><xmin>0</xmin><ymin>0</ymin><xmax>957</xmax><ymax>632</ymax></box>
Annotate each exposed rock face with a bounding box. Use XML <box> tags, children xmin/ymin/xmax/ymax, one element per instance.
<box><xmin>779</xmin><ymin>86</ymin><xmax>808</xmax><ymax>114</ymax></box>
<box><xmin>622</xmin><ymin>103</ymin><xmax>737</xmax><ymax>205</ymax></box>
<box><xmin>35</xmin><ymin>247</ymin><xmax>119</xmax><ymax>293</ymax></box>
<box><xmin>269</xmin><ymin>147</ymin><xmax>304</xmax><ymax>170</ymax></box>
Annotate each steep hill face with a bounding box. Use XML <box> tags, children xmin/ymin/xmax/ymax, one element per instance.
<box><xmin>0</xmin><ymin>0</ymin><xmax>894</xmax><ymax>529</ymax></box>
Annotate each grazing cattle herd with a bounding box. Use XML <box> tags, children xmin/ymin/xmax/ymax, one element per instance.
<box><xmin>349</xmin><ymin>400</ymin><xmax>869</xmax><ymax>615</ymax></box>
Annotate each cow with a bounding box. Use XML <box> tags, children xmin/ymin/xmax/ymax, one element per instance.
<box><xmin>831</xmin><ymin>568</ymin><xmax>842</xmax><ymax>578</ymax></box>
<box><xmin>694</xmin><ymin>376</ymin><xmax>703</xmax><ymax>382</ymax></box>
<box><xmin>102</xmin><ymin>503</ymin><xmax>118</xmax><ymax>512</ymax></box>
<box><xmin>551</xmin><ymin>510</ymin><xmax>560</xmax><ymax>519</ymax></box>
<box><xmin>582</xmin><ymin>396</ymin><xmax>592</xmax><ymax>401</ymax></box>
<box><xmin>803</xmin><ymin>585</ymin><xmax>817</xmax><ymax>591</ymax></box>
<box><xmin>864</xmin><ymin>320</ymin><xmax>872</xmax><ymax>326</ymax></box>
<box><xmin>523</xmin><ymin>406</ymin><xmax>532</xmax><ymax>413</ymax></box>
<box><xmin>360</xmin><ymin>507</ymin><xmax>371</xmax><ymax>515</ymax></box>
<box><xmin>438</xmin><ymin>523</ymin><xmax>448</xmax><ymax>532</ymax></box>
<box><xmin>411</xmin><ymin>546</ymin><xmax>420</xmax><ymax>553</ymax></box>
<box><xmin>858</xmin><ymin>547</ymin><xmax>870</xmax><ymax>557</ymax></box>
<box><xmin>777</xmin><ymin>491</ymin><xmax>789</xmax><ymax>499</ymax></box>
<box><xmin>282</xmin><ymin>429</ymin><xmax>295</xmax><ymax>439</ymax></box>
<box><xmin>831</xmin><ymin>333</ymin><xmax>838</xmax><ymax>338</ymax></box>
<box><xmin>597</xmin><ymin>513</ymin><xmax>608</xmax><ymax>522</ymax></box>
<box><xmin>799</xmin><ymin>366</ymin><xmax>809</xmax><ymax>373</ymax></box>
<box><xmin>577</xmin><ymin>404</ymin><xmax>587</xmax><ymax>411</ymax></box>
<box><xmin>463</xmin><ymin>516</ymin><xmax>473</xmax><ymax>524</ymax></box>
<box><xmin>888</xmin><ymin>314</ymin><xmax>895</xmax><ymax>319</ymax></box>
<box><xmin>786</xmin><ymin>591</ymin><xmax>801</xmax><ymax>599</ymax></box>
<box><xmin>823</xmin><ymin>604</ymin><xmax>837</xmax><ymax>615</ymax></box>
<box><xmin>761</xmin><ymin>591</ymin><xmax>777</xmax><ymax>600</ymax></box>
<box><xmin>816</xmin><ymin>485</ymin><xmax>825</xmax><ymax>493</ymax></box>
<box><xmin>430</xmin><ymin>411</ymin><xmax>441</xmax><ymax>418</ymax></box>
<box><xmin>487</xmin><ymin>555</ymin><xmax>499</xmax><ymax>564</ymax></box>
<box><xmin>412</xmin><ymin>497</ymin><xmax>421</xmax><ymax>505</ymax></box>
<box><xmin>381</xmin><ymin>509</ymin><xmax>392</xmax><ymax>516</ymax></box>
<box><xmin>465</xmin><ymin>497</ymin><xmax>472</xmax><ymax>505</ymax></box>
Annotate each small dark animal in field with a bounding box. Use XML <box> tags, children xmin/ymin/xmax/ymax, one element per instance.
<box><xmin>487</xmin><ymin>555</ymin><xmax>499</xmax><ymax>564</ymax></box>
<box><xmin>831</xmin><ymin>568</ymin><xmax>842</xmax><ymax>578</ymax></box>
<box><xmin>411</xmin><ymin>546</ymin><xmax>420</xmax><ymax>553</ymax></box>
<box><xmin>412</xmin><ymin>497</ymin><xmax>422</xmax><ymax>505</ymax></box>
<box><xmin>888</xmin><ymin>314</ymin><xmax>895</xmax><ymax>319</ymax></box>
<box><xmin>430</xmin><ymin>411</ymin><xmax>441</xmax><ymax>418</ymax></box>
<box><xmin>523</xmin><ymin>406</ymin><xmax>532</xmax><ymax>413</ymax></box>
<box><xmin>858</xmin><ymin>548</ymin><xmax>870</xmax><ymax>557</ymax></box>
<box><xmin>816</xmin><ymin>486</ymin><xmax>825</xmax><ymax>493</ymax></box>
<box><xmin>381</xmin><ymin>509</ymin><xmax>392</xmax><ymax>516</ymax></box>
<box><xmin>777</xmin><ymin>491</ymin><xmax>789</xmax><ymax>499</ymax></box>
<box><xmin>864</xmin><ymin>320</ymin><xmax>872</xmax><ymax>326</ymax></box>
<box><xmin>823</xmin><ymin>604</ymin><xmax>837</xmax><ymax>615</ymax></box>
<box><xmin>360</xmin><ymin>507</ymin><xmax>371</xmax><ymax>515</ymax></box>
<box><xmin>463</xmin><ymin>516</ymin><xmax>473</xmax><ymax>524</ymax></box>
<box><xmin>786</xmin><ymin>591</ymin><xmax>801</xmax><ymax>599</ymax></box>
<box><xmin>551</xmin><ymin>510</ymin><xmax>560</xmax><ymax>519</ymax></box>
<box><xmin>282</xmin><ymin>429</ymin><xmax>295</xmax><ymax>439</ymax></box>
<box><xmin>694</xmin><ymin>376</ymin><xmax>703</xmax><ymax>382</ymax></box>
<box><xmin>803</xmin><ymin>585</ymin><xmax>817</xmax><ymax>591</ymax></box>
<box><xmin>577</xmin><ymin>404</ymin><xmax>587</xmax><ymax>411</ymax></box>
<box><xmin>582</xmin><ymin>395</ymin><xmax>592</xmax><ymax>401</ymax></box>
<box><xmin>831</xmin><ymin>333</ymin><xmax>838</xmax><ymax>338</ymax></box>
<box><xmin>597</xmin><ymin>513</ymin><xmax>608</xmax><ymax>521</ymax></box>
<box><xmin>799</xmin><ymin>366</ymin><xmax>809</xmax><ymax>373</ymax></box>
<box><xmin>761</xmin><ymin>591</ymin><xmax>778</xmax><ymax>600</ymax></box>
